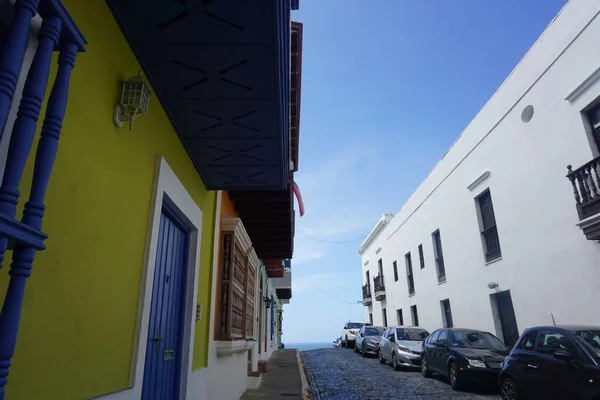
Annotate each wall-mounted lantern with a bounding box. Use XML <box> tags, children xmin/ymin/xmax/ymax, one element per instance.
<box><xmin>263</xmin><ymin>296</ymin><xmax>271</xmax><ymax>309</ymax></box>
<box><xmin>113</xmin><ymin>71</ymin><xmax>151</xmax><ymax>130</ymax></box>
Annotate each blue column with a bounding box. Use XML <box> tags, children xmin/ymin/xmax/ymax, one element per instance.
<box><xmin>0</xmin><ymin>0</ymin><xmax>40</xmax><ymax>135</ymax></box>
<box><xmin>0</xmin><ymin>28</ymin><xmax>72</xmax><ymax>400</ymax></box>
<box><xmin>0</xmin><ymin>16</ymin><xmax>61</xmax><ymax>270</ymax></box>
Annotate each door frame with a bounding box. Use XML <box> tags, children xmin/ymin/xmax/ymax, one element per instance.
<box><xmin>490</xmin><ymin>289</ymin><xmax>519</xmax><ymax>347</ymax></box>
<box><xmin>97</xmin><ymin>156</ymin><xmax>204</xmax><ymax>399</ymax></box>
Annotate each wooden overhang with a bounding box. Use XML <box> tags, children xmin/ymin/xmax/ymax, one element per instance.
<box><xmin>229</xmin><ymin>186</ymin><xmax>294</xmax><ymax>261</ymax></box>
<box><xmin>227</xmin><ymin>20</ymin><xmax>302</xmax><ymax>262</ymax></box>
<box><xmin>107</xmin><ymin>0</ymin><xmax>294</xmax><ymax>190</ymax></box>
<box><xmin>290</xmin><ymin>22</ymin><xmax>303</xmax><ymax>173</ymax></box>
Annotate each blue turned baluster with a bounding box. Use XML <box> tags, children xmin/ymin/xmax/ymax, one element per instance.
<box><xmin>0</xmin><ymin>0</ymin><xmax>40</xmax><ymax>135</ymax></box>
<box><xmin>0</xmin><ymin>19</ymin><xmax>65</xmax><ymax>400</ymax></box>
<box><xmin>0</xmin><ymin>16</ymin><xmax>61</xmax><ymax>271</ymax></box>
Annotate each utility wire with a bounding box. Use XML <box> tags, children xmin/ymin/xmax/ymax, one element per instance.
<box><xmin>293</xmin><ymin>265</ymin><xmax>358</xmax><ymax>305</ymax></box>
<box><xmin>297</xmin><ymin>229</ymin><xmax>365</xmax><ymax>244</ymax></box>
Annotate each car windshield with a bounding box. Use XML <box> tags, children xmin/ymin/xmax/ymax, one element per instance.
<box><xmin>396</xmin><ymin>328</ymin><xmax>429</xmax><ymax>341</ymax></box>
<box><xmin>450</xmin><ymin>330</ymin><xmax>507</xmax><ymax>350</ymax></box>
<box><xmin>365</xmin><ymin>327</ymin><xmax>384</xmax><ymax>336</ymax></box>
<box><xmin>572</xmin><ymin>330</ymin><xmax>600</xmax><ymax>360</ymax></box>
<box><xmin>347</xmin><ymin>323</ymin><xmax>364</xmax><ymax>329</ymax></box>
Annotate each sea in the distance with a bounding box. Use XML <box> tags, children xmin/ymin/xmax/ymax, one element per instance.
<box><xmin>285</xmin><ymin>342</ymin><xmax>333</xmax><ymax>351</ymax></box>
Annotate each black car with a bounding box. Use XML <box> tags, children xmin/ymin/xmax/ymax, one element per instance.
<box><xmin>355</xmin><ymin>326</ymin><xmax>385</xmax><ymax>357</ymax></box>
<box><xmin>500</xmin><ymin>325</ymin><xmax>600</xmax><ymax>400</ymax></box>
<box><xmin>421</xmin><ymin>328</ymin><xmax>509</xmax><ymax>390</ymax></box>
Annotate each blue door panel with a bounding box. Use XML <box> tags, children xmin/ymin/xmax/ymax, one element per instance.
<box><xmin>143</xmin><ymin>208</ymin><xmax>189</xmax><ymax>399</ymax></box>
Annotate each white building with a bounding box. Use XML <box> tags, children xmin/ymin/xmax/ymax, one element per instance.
<box><xmin>359</xmin><ymin>0</ymin><xmax>600</xmax><ymax>347</ymax></box>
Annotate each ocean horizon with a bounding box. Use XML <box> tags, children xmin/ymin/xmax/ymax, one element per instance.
<box><xmin>285</xmin><ymin>342</ymin><xmax>333</xmax><ymax>351</ymax></box>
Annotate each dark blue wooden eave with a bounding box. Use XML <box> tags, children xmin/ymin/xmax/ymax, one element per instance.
<box><xmin>106</xmin><ymin>0</ymin><xmax>292</xmax><ymax>190</ymax></box>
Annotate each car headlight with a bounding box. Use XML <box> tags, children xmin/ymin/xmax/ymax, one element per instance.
<box><xmin>366</xmin><ymin>340</ymin><xmax>378</xmax><ymax>346</ymax></box>
<box><xmin>398</xmin><ymin>345</ymin><xmax>412</xmax><ymax>354</ymax></box>
<box><xmin>467</xmin><ymin>359</ymin><xmax>487</xmax><ymax>368</ymax></box>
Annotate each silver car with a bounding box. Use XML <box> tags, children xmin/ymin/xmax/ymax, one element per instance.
<box><xmin>379</xmin><ymin>326</ymin><xmax>430</xmax><ymax>370</ymax></box>
<box><xmin>355</xmin><ymin>326</ymin><xmax>385</xmax><ymax>357</ymax></box>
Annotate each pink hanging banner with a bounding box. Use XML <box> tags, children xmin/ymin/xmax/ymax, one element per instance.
<box><xmin>293</xmin><ymin>181</ymin><xmax>305</xmax><ymax>216</ymax></box>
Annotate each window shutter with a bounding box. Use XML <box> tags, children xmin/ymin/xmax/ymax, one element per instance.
<box><xmin>245</xmin><ymin>260</ymin><xmax>256</xmax><ymax>339</ymax></box>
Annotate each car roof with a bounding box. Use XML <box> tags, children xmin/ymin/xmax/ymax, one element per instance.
<box><xmin>445</xmin><ymin>328</ymin><xmax>491</xmax><ymax>333</ymax></box>
<box><xmin>390</xmin><ymin>325</ymin><xmax>427</xmax><ymax>329</ymax></box>
<box><xmin>527</xmin><ymin>325</ymin><xmax>600</xmax><ymax>331</ymax></box>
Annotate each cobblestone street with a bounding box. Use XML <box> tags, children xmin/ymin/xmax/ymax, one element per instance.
<box><xmin>301</xmin><ymin>348</ymin><xmax>499</xmax><ymax>400</ymax></box>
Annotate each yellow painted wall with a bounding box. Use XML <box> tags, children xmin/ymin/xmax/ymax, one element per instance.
<box><xmin>0</xmin><ymin>1</ymin><xmax>216</xmax><ymax>398</ymax></box>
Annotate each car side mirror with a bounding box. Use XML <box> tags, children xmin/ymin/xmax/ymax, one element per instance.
<box><xmin>553</xmin><ymin>350</ymin><xmax>572</xmax><ymax>362</ymax></box>
<box><xmin>436</xmin><ymin>340</ymin><xmax>447</xmax><ymax>348</ymax></box>
<box><xmin>389</xmin><ymin>336</ymin><xmax>395</xmax><ymax>342</ymax></box>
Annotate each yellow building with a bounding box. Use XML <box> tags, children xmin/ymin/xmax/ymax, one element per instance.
<box><xmin>0</xmin><ymin>0</ymin><xmax>300</xmax><ymax>399</ymax></box>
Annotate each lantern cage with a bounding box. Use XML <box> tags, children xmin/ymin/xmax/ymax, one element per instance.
<box><xmin>113</xmin><ymin>71</ymin><xmax>151</xmax><ymax>130</ymax></box>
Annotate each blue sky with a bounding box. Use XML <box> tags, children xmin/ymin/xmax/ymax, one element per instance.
<box><xmin>284</xmin><ymin>0</ymin><xmax>568</xmax><ymax>344</ymax></box>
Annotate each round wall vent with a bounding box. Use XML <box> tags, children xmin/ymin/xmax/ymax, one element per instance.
<box><xmin>521</xmin><ymin>105</ymin><xmax>534</xmax><ymax>123</ymax></box>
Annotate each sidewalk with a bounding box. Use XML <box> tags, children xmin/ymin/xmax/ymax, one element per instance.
<box><xmin>240</xmin><ymin>349</ymin><xmax>304</xmax><ymax>399</ymax></box>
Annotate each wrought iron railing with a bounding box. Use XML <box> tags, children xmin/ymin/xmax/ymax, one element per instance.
<box><xmin>482</xmin><ymin>226</ymin><xmax>501</xmax><ymax>261</ymax></box>
<box><xmin>362</xmin><ymin>283</ymin><xmax>371</xmax><ymax>299</ymax></box>
<box><xmin>567</xmin><ymin>158</ymin><xmax>600</xmax><ymax>220</ymax></box>
<box><xmin>407</xmin><ymin>274</ymin><xmax>415</xmax><ymax>295</ymax></box>
<box><xmin>436</xmin><ymin>256</ymin><xmax>446</xmax><ymax>282</ymax></box>
<box><xmin>373</xmin><ymin>274</ymin><xmax>385</xmax><ymax>293</ymax></box>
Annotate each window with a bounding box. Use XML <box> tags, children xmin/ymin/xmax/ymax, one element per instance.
<box><xmin>428</xmin><ymin>330</ymin><xmax>440</xmax><ymax>344</ymax></box>
<box><xmin>217</xmin><ymin>220</ymin><xmax>258</xmax><ymax>340</ymax></box>
<box><xmin>437</xmin><ymin>329</ymin><xmax>448</xmax><ymax>346</ymax></box>
<box><xmin>393</xmin><ymin>261</ymin><xmax>398</xmax><ymax>282</ymax></box>
<box><xmin>516</xmin><ymin>330</ymin><xmax>538</xmax><ymax>351</ymax></box>
<box><xmin>410</xmin><ymin>305</ymin><xmax>419</xmax><ymax>326</ymax></box>
<box><xmin>536</xmin><ymin>331</ymin><xmax>582</xmax><ymax>360</ymax></box>
<box><xmin>588</xmin><ymin>103</ymin><xmax>600</xmax><ymax>153</ymax></box>
<box><xmin>396</xmin><ymin>309</ymin><xmax>404</xmax><ymax>326</ymax></box>
<box><xmin>440</xmin><ymin>299</ymin><xmax>454</xmax><ymax>328</ymax></box>
<box><xmin>382</xmin><ymin>308</ymin><xmax>388</xmax><ymax>327</ymax></box>
<box><xmin>369</xmin><ymin>313</ymin><xmax>373</xmax><ymax>325</ymax></box>
<box><xmin>476</xmin><ymin>190</ymin><xmax>502</xmax><ymax>262</ymax></box>
<box><xmin>377</xmin><ymin>258</ymin><xmax>383</xmax><ymax>276</ymax></box>
<box><xmin>432</xmin><ymin>230</ymin><xmax>446</xmax><ymax>282</ymax></box>
<box><xmin>405</xmin><ymin>252</ymin><xmax>415</xmax><ymax>295</ymax></box>
<box><xmin>418</xmin><ymin>244</ymin><xmax>425</xmax><ymax>269</ymax></box>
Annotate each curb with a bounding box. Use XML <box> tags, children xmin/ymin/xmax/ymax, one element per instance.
<box><xmin>296</xmin><ymin>350</ymin><xmax>312</xmax><ymax>400</ymax></box>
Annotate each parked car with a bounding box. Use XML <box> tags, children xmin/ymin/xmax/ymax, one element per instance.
<box><xmin>421</xmin><ymin>328</ymin><xmax>509</xmax><ymax>391</ymax></box>
<box><xmin>500</xmin><ymin>325</ymin><xmax>600</xmax><ymax>400</ymax></box>
<box><xmin>341</xmin><ymin>321</ymin><xmax>371</xmax><ymax>348</ymax></box>
<box><xmin>355</xmin><ymin>326</ymin><xmax>385</xmax><ymax>357</ymax></box>
<box><xmin>333</xmin><ymin>338</ymin><xmax>341</xmax><ymax>348</ymax></box>
<box><xmin>379</xmin><ymin>326</ymin><xmax>430</xmax><ymax>370</ymax></box>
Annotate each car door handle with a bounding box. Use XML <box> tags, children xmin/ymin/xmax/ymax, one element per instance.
<box><xmin>527</xmin><ymin>364</ymin><xmax>538</xmax><ymax>369</ymax></box>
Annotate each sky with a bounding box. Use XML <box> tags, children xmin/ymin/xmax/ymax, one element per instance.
<box><xmin>283</xmin><ymin>0</ymin><xmax>568</xmax><ymax>344</ymax></box>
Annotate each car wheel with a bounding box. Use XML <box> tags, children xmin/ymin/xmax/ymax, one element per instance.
<box><xmin>449</xmin><ymin>362</ymin><xmax>463</xmax><ymax>391</ymax></box>
<box><xmin>421</xmin><ymin>357</ymin><xmax>431</xmax><ymax>378</ymax></box>
<box><xmin>354</xmin><ymin>343</ymin><xmax>359</xmax><ymax>353</ymax></box>
<box><xmin>500</xmin><ymin>377</ymin><xmax>517</xmax><ymax>400</ymax></box>
<box><xmin>361</xmin><ymin>345</ymin><xmax>366</xmax><ymax>357</ymax></box>
<box><xmin>392</xmin><ymin>353</ymin><xmax>400</xmax><ymax>371</ymax></box>
<box><xmin>379</xmin><ymin>351</ymin><xmax>386</xmax><ymax>364</ymax></box>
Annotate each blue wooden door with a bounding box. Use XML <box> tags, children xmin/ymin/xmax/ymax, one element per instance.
<box><xmin>142</xmin><ymin>207</ymin><xmax>189</xmax><ymax>400</ymax></box>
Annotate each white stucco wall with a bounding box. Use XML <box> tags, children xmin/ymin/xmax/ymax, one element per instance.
<box><xmin>361</xmin><ymin>0</ymin><xmax>600</xmax><ymax>342</ymax></box>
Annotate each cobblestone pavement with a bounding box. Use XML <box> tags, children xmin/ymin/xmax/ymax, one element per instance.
<box><xmin>301</xmin><ymin>348</ymin><xmax>499</xmax><ymax>400</ymax></box>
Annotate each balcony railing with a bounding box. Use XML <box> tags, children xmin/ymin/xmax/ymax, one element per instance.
<box><xmin>362</xmin><ymin>283</ymin><xmax>371</xmax><ymax>300</ymax></box>
<box><xmin>374</xmin><ymin>275</ymin><xmax>385</xmax><ymax>293</ymax></box>
<box><xmin>567</xmin><ymin>158</ymin><xmax>600</xmax><ymax>220</ymax></box>
<box><xmin>436</xmin><ymin>256</ymin><xmax>446</xmax><ymax>282</ymax></box>
<box><xmin>482</xmin><ymin>226</ymin><xmax>501</xmax><ymax>261</ymax></box>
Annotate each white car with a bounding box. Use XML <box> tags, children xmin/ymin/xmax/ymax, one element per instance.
<box><xmin>341</xmin><ymin>321</ymin><xmax>371</xmax><ymax>348</ymax></box>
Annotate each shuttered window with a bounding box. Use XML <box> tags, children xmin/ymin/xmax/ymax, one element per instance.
<box><xmin>217</xmin><ymin>219</ymin><xmax>258</xmax><ymax>341</ymax></box>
